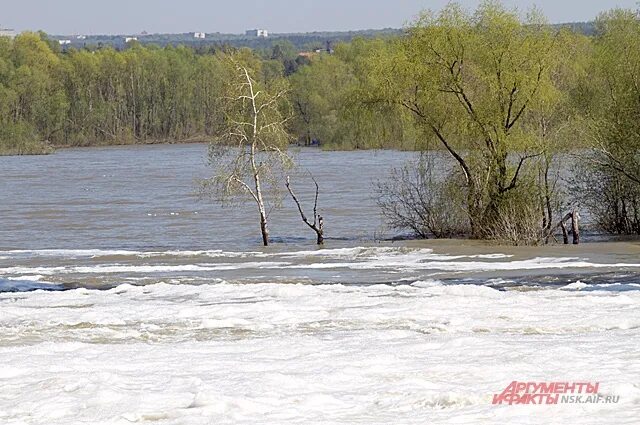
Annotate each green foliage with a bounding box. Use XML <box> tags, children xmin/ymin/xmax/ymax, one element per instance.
<box><xmin>575</xmin><ymin>161</ymin><xmax>640</xmax><ymax>235</ymax></box>
<box><xmin>0</xmin><ymin>121</ymin><xmax>52</xmax><ymax>155</ymax></box>
<box><xmin>0</xmin><ymin>31</ymin><xmax>311</xmax><ymax>155</ymax></box>
<box><xmin>589</xmin><ymin>8</ymin><xmax>640</xmax><ymax>181</ymax></box>
<box><xmin>289</xmin><ymin>54</ymin><xmax>355</xmax><ymax>147</ymax></box>
<box><xmin>289</xmin><ymin>38</ymin><xmax>418</xmax><ymax>150</ymax></box>
<box><xmin>574</xmin><ymin>8</ymin><xmax>640</xmax><ymax>234</ymax></box>
<box><xmin>0</xmin><ymin>32</ymin><xmax>65</xmax><ymax>155</ymax></box>
<box><xmin>0</xmin><ymin>35</ymin><xmax>239</xmax><ymax>154</ymax></box>
<box><xmin>362</xmin><ymin>1</ymin><xmax>573</xmax><ymax>240</ymax></box>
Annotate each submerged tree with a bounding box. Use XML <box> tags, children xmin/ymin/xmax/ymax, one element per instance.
<box><xmin>375</xmin><ymin>153</ymin><xmax>469</xmax><ymax>239</ymax></box>
<box><xmin>285</xmin><ymin>175</ymin><xmax>324</xmax><ymax>244</ymax></box>
<box><xmin>204</xmin><ymin>53</ymin><xmax>293</xmax><ymax>246</ymax></box>
<box><xmin>576</xmin><ymin>8</ymin><xmax>640</xmax><ymax>235</ymax></box>
<box><xmin>364</xmin><ymin>1</ymin><xmax>572</xmax><ymax>243</ymax></box>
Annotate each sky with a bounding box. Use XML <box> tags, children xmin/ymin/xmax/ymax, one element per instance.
<box><xmin>1</xmin><ymin>0</ymin><xmax>638</xmax><ymax>35</ymax></box>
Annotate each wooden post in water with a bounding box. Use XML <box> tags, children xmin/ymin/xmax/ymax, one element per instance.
<box><xmin>560</xmin><ymin>216</ymin><xmax>569</xmax><ymax>245</ymax></box>
<box><xmin>557</xmin><ymin>210</ymin><xmax>580</xmax><ymax>245</ymax></box>
<box><xmin>316</xmin><ymin>216</ymin><xmax>324</xmax><ymax>245</ymax></box>
<box><xmin>571</xmin><ymin>209</ymin><xmax>580</xmax><ymax>245</ymax></box>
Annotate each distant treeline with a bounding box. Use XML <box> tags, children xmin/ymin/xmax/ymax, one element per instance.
<box><xmin>51</xmin><ymin>28</ymin><xmax>403</xmax><ymax>51</ymax></box>
<box><xmin>0</xmin><ymin>13</ymin><xmax>630</xmax><ymax>155</ymax></box>
<box><xmin>0</xmin><ymin>28</ymin><xmax>411</xmax><ymax>154</ymax></box>
<box><xmin>49</xmin><ymin>23</ymin><xmax>596</xmax><ymax>51</ymax></box>
<box><xmin>0</xmin><ymin>33</ymin><xmax>221</xmax><ymax>153</ymax></box>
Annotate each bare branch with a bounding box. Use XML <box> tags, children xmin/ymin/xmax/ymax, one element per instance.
<box><xmin>503</xmin><ymin>151</ymin><xmax>544</xmax><ymax>193</ymax></box>
<box><xmin>286</xmin><ymin>176</ymin><xmax>324</xmax><ymax>244</ymax></box>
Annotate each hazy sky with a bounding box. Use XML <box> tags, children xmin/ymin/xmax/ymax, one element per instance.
<box><xmin>2</xmin><ymin>0</ymin><xmax>638</xmax><ymax>35</ymax></box>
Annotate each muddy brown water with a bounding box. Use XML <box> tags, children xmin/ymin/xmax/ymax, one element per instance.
<box><xmin>1</xmin><ymin>143</ymin><xmax>639</xmax><ymax>292</ymax></box>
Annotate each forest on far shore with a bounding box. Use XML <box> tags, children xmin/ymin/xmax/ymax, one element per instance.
<box><xmin>0</xmin><ymin>9</ymin><xmax>620</xmax><ymax>154</ymax></box>
<box><xmin>1</xmin><ymin>1</ymin><xmax>640</xmax><ymax>244</ymax></box>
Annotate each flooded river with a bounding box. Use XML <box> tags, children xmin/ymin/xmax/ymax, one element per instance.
<box><xmin>0</xmin><ymin>144</ymin><xmax>639</xmax><ymax>424</ymax></box>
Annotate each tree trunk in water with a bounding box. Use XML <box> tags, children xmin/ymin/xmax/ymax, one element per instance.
<box><xmin>259</xmin><ymin>211</ymin><xmax>269</xmax><ymax>246</ymax></box>
<box><xmin>571</xmin><ymin>210</ymin><xmax>580</xmax><ymax>245</ymax></box>
<box><xmin>255</xmin><ymin>173</ymin><xmax>269</xmax><ymax>246</ymax></box>
<box><xmin>316</xmin><ymin>216</ymin><xmax>324</xmax><ymax>245</ymax></box>
<box><xmin>561</xmin><ymin>220</ymin><xmax>569</xmax><ymax>245</ymax></box>
<box><xmin>557</xmin><ymin>211</ymin><xmax>579</xmax><ymax>245</ymax></box>
<box><xmin>254</xmin><ymin>159</ymin><xmax>269</xmax><ymax>247</ymax></box>
<box><xmin>467</xmin><ymin>183</ymin><xmax>484</xmax><ymax>239</ymax></box>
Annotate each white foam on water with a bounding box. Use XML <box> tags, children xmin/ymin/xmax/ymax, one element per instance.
<box><xmin>561</xmin><ymin>281</ymin><xmax>589</xmax><ymax>290</ymax></box>
<box><xmin>0</xmin><ymin>281</ymin><xmax>638</xmax><ymax>424</ymax></box>
<box><xmin>282</xmin><ymin>255</ymin><xmax>640</xmax><ymax>272</ymax></box>
<box><xmin>276</xmin><ymin>246</ymin><xmax>477</xmax><ymax>261</ymax></box>
<box><xmin>1</xmin><ymin>247</ymin><xmax>639</xmax><ymax>280</ymax></box>
<box><xmin>469</xmin><ymin>253</ymin><xmax>514</xmax><ymax>259</ymax></box>
<box><xmin>0</xmin><ymin>262</ymin><xmax>291</xmax><ymax>276</ymax></box>
<box><xmin>266</xmin><ymin>247</ymin><xmax>639</xmax><ymax>273</ymax></box>
<box><xmin>7</xmin><ymin>275</ymin><xmax>45</xmax><ymax>282</ymax></box>
<box><xmin>0</xmin><ymin>248</ymin><xmax>261</xmax><ymax>259</ymax></box>
<box><xmin>0</xmin><ymin>249</ymin><xmax>142</xmax><ymax>258</ymax></box>
<box><xmin>2</xmin><ymin>247</ymin><xmax>638</xmax><ymax>278</ymax></box>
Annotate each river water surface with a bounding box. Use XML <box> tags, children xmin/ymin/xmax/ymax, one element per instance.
<box><xmin>0</xmin><ymin>144</ymin><xmax>639</xmax><ymax>424</ymax></box>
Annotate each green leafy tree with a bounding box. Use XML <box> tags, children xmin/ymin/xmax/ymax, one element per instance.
<box><xmin>576</xmin><ymin>8</ymin><xmax>640</xmax><ymax>234</ymax></box>
<box><xmin>366</xmin><ymin>1</ymin><xmax>569</xmax><ymax>241</ymax></box>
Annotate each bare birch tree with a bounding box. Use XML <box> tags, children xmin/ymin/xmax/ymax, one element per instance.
<box><xmin>203</xmin><ymin>54</ymin><xmax>293</xmax><ymax>246</ymax></box>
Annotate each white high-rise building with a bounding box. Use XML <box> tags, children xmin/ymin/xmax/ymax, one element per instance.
<box><xmin>0</xmin><ymin>27</ymin><xmax>16</xmax><ymax>38</ymax></box>
<box><xmin>245</xmin><ymin>29</ymin><xmax>268</xmax><ymax>38</ymax></box>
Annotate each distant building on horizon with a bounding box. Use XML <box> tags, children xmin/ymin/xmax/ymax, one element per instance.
<box><xmin>299</xmin><ymin>41</ymin><xmax>334</xmax><ymax>60</ymax></box>
<box><xmin>245</xmin><ymin>29</ymin><xmax>268</xmax><ymax>38</ymax></box>
<box><xmin>193</xmin><ymin>32</ymin><xmax>206</xmax><ymax>39</ymax></box>
<box><xmin>0</xmin><ymin>27</ymin><xmax>16</xmax><ymax>38</ymax></box>
<box><xmin>125</xmin><ymin>36</ymin><xmax>137</xmax><ymax>43</ymax></box>
<box><xmin>58</xmin><ymin>39</ymin><xmax>71</xmax><ymax>45</ymax></box>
